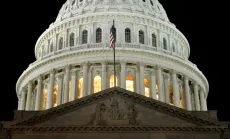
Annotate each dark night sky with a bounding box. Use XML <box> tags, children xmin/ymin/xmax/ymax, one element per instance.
<box><xmin>0</xmin><ymin>0</ymin><xmax>229</xmax><ymax>121</ymax></box>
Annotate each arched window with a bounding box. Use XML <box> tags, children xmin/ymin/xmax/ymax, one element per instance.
<box><xmin>80</xmin><ymin>0</ymin><xmax>83</xmax><ymax>2</ymax></box>
<box><xmin>78</xmin><ymin>78</ymin><xmax>83</xmax><ymax>98</ymax></box>
<box><xmin>144</xmin><ymin>78</ymin><xmax>149</xmax><ymax>97</ymax></box>
<box><xmin>59</xmin><ymin>37</ymin><xmax>63</xmax><ymax>50</ymax></box>
<box><xmin>69</xmin><ymin>33</ymin><xmax>75</xmax><ymax>47</ymax></box>
<box><xmin>125</xmin><ymin>28</ymin><xmax>131</xmax><ymax>43</ymax></box>
<box><xmin>163</xmin><ymin>38</ymin><xmax>167</xmax><ymax>50</ymax></box>
<box><xmin>126</xmin><ymin>76</ymin><xmax>134</xmax><ymax>92</ymax></box>
<box><xmin>94</xmin><ymin>76</ymin><xmax>101</xmax><ymax>93</ymax></box>
<box><xmin>152</xmin><ymin>34</ymin><xmax>156</xmax><ymax>47</ymax></box>
<box><xmin>139</xmin><ymin>30</ymin><xmax>144</xmax><ymax>44</ymax></box>
<box><xmin>82</xmin><ymin>30</ymin><xmax>88</xmax><ymax>44</ymax></box>
<box><xmin>142</xmin><ymin>0</ymin><xmax>146</xmax><ymax>2</ymax></box>
<box><xmin>96</xmin><ymin>28</ymin><xmax>102</xmax><ymax>43</ymax></box>
<box><xmin>53</xmin><ymin>84</ymin><xmax>58</xmax><ymax>107</ymax></box>
<box><xmin>72</xmin><ymin>0</ymin><xmax>75</xmax><ymax>5</ymax></box>
<box><xmin>172</xmin><ymin>43</ymin><xmax>176</xmax><ymax>52</ymax></box>
<box><xmin>110</xmin><ymin>75</ymin><xmax>118</xmax><ymax>88</ymax></box>
<box><xmin>150</xmin><ymin>0</ymin><xmax>153</xmax><ymax>6</ymax></box>
<box><xmin>50</xmin><ymin>43</ymin><xmax>53</xmax><ymax>52</ymax></box>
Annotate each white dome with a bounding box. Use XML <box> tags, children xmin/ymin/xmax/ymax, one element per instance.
<box><xmin>55</xmin><ymin>0</ymin><xmax>170</xmax><ymax>23</ymax></box>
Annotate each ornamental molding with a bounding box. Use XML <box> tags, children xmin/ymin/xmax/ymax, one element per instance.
<box><xmin>7</xmin><ymin>88</ymin><xmax>221</xmax><ymax>127</ymax></box>
<box><xmin>16</xmin><ymin>49</ymin><xmax>208</xmax><ymax>96</ymax></box>
<box><xmin>35</xmin><ymin>13</ymin><xmax>190</xmax><ymax>58</ymax></box>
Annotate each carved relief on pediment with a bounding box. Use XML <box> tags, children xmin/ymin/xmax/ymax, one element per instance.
<box><xmin>88</xmin><ymin>97</ymin><xmax>140</xmax><ymax>126</ymax></box>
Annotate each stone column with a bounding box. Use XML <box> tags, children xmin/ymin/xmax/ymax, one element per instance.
<box><xmin>171</xmin><ymin>70</ymin><xmax>180</xmax><ymax>107</ymax></box>
<box><xmin>20</xmin><ymin>88</ymin><xmax>26</xmax><ymax>110</ymax></box>
<box><xmin>88</xmin><ymin>68</ymin><xmax>92</xmax><ymax>95</ymax></box>
<box><xmin>120</xmin><ymin>61</ymin><xmax>126</xmax><ymax>89</ymax></box>
<box><xmin>46</xmin><ymin>69</ymin><xmax>55</xmax><ymax>109</ymax></box>
<box><xmin>64</xmin><ymin>65</ymin><xmax>70</xmax><ymax>103</ymax></box>
<box><xmin>135</xmin><ymin>68</ymin><xmax>140</xmax><ymax>94</ymax></box>
<box><xmin>57</xmin><ymin>74</ymin><xmax>64</xmax><ymax>105</ymax></box>
<box><xmin>151</xmin><ymin>70</ymin><xmax>156</xmax><ymax>99</ymax></box>
<box><xmin>35</xmin><ymin>75</ymin><xmax>43</xmax><ymax>111</ymax></box>
<box><xmin>193</xmin><ymin>83</ymin><xmax>201</xmax><ymax>111</ymax></box>
<box><xmin>156</xmin><ymin>65</ymin><xmax>163</xmax><ymax>102</ymax></box>
<box><xmin>101</xmin><ymin>61</ymin><xmax>107</xmax><ymax>90</ymax></box>
<box><xmin>200</xmin><ymin>89</ymin><xmax>207</xmax><ymax>111</ymax></box>
<box><xmin>71</xmin><ymin>70</ymin><xmax>77</xmax><ymax>101</ymax></box>
<box><xmin>184</xmin><ymin>76</ymin><xmax>192</xmax><ymax>111</ymax></box>
<box><xmin>164</xmin><ymin>74</ymin><xmax>170</xmax><ymax>104</ymax></box>
<box><xmin>139</xmin><ymin>62</ymin><xmax>145</xmax><ymax>96</ymax></box>
<box><xmin>26</xmin><ymin>82</ymin><xmax>32</xmax><ymax>111</ymax></box>
<box><xmin>82</xmin><ymin>62</ymin><xmax>88</xmax><ymax>97</ymax></box>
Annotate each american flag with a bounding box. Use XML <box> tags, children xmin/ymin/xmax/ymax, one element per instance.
<box><xmin>110</xmin><ymin>25</ymin><xmax>115</xmax><ymax>49</ymax></box>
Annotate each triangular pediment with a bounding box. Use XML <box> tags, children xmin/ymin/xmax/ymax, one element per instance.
<box><xmin>7</xmin><ymin>87</ymin><xmax>220</xmax><ymax>127</ymax></box>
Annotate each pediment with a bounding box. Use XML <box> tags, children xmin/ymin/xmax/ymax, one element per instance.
<box><xmin>8</xmin><ymin>87</ymin><xmax>219</xmax><ymax>127</ymax></box>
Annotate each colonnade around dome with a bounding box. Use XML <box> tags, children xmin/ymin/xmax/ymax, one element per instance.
<box><xmin>18</xmin><ymin>62</ymin><xmax>207</xmax><ymax>112</ymax></box>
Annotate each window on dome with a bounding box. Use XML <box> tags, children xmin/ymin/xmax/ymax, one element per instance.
<box><xmin>144</xmin><ymin>78</ymin><xmax>150</xmax><ymax>97</ymax></box>
<box><xmin>94</xmin><ymin>76</ymin><xmax>101</xmax><ymax>93</ymax></box>
<box><xmin>96</xmin><ymin>28</ymin><xmax>102</xmax><ymax>43</ymax></box>
<box><xmin>150</xmin><ymin>0</ymin><xmax>153</xmax><ymax>6</ymax></box>
<box><xmin>125</xmin><ymin>28</ymin><xmax>131</xmax><ymax>43</ymax></box>
<box><xmin>139</xmin><ymin>30</ymin><xmax>144</xmax><ymax>44</ymax></box>
<box><xmin>78</xmin><ymin>78</ymin><xmax>83</xmax><ymax>98</ymax></box>
<box><xmin>142</xmin><ymin>0</ymin><xmax>146</xmax><ymax>2</ymax></box>
<box><xmin>163</xmin><ymin>38</ymin><xmax>167</xmax><ymax>50</ymax></box>
<box><xmin>172</xmin><ymin>43</ymin><xmax>176</xmax><ymax>52</ymax></box>
<box><xmin>80</xmin><ymin>0</ymin><xmax>83</xmax><ymax>2</ymax></box>
<box><xmin>110</xmin><ymin>75</ymin><xmax>118</xmax><ymax>87</ymax></box>
<box><xmin>126</xmin><ymin>75</ymin><xmax>134</xmax><ymax>92</ymax></box>
<box><xmin>152</xmin><ymin>33</ymin><xmax>156</xmax><ymax>47</ymax></box>
<box><xmin>69</xmin><ymin>33</ymin><xmax>75</xmax><ymax>47</ymax></box>
<box><xmin>59</xmin><ymin>37</ymin><xmax>63</xmax><ymax>50</ymax></box>
<box><xmin>50</xmin><ymin>43</ymin><xmax>53</xmax><ymax>52</ymax></box>
<box><xmin>82</xmin><ymin>30</ymin><xmax>88</xmax><ymax>44</ymax></box>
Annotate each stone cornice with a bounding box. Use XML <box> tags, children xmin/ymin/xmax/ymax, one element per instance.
<box><xmin>16</xmin><ymin>49</ymin><xmax>208</xmax><ymax>96</ymax></box>
<box><xmin>35</xmin><ymin>12</ymin><xmax>190</xmax><ymax>59</ymax></box>
<box><xmin>6</xmin><ymin>126</ymin><xmax>227</xmax><ymax>134</ymax></box>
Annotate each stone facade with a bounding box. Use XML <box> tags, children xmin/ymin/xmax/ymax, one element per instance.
<box><xmin>1</xmin><ymin>88</ymin><xmax>229</xmax><ymax>139</ymax></box>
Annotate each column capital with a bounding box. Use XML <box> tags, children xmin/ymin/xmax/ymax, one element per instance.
<box><xmin>163</xmin><ymin>74</ymin><xmax>170</xmax><ymax>80</ymax></box>
<box><xmin>82</xmin><ymin>61</ymin><xmax>88</xmax><ymax>67</ymax></box>
<box><xmin>170</xmin><ymin>69</ymin><xmax>177</xmax><ymax>75</ymax></box>
<box><xmin>120</xmin><ymin>60</ymin><xmax>126</xmax><ymax>66</ymax></box>
<box><xmin>22</xmin><ymin>87</ymin><xmax>27</xmax><ymax>92</ymax></box>
<box><xmin>139</xmin><ymin>62</ymin><xmax>145</xmax><ymax>67</ymax></box>
<box><xmin>37</xmin><ymin>75</ymin><xmax>43</xmax><ymax>82</ymax></box>
<box><xmin>134</xmin><ymin>67</ymin><xmax>139</xmax><ymax>72</ymax></box>
<box><xmin>193</xmin><ymin>81</ymin><xmax>198</xmax><ymax>86</ymax></box>
<box><xmin>183</xmin><ymin>75</ymin><xmax>189</xmax><ymax>81</ymax></box>
<box><xmin>28</xmin><ymin>81</ymin><xmax>32</xmax><ymax>87</ymax></box>
<box><xmin>57</xmin><ymin>73</ymin><xmax>64</xmax><ymax>80</ymax></box>
<box><xmin>50</xmin><ymin>69</ymin><xmax>56</xmax><ymax>74</ymax></box>
<box><xmin>71</xmin><ymin>69</ymin><xmax>77</xmax><ymax>76</ymax></box>
<box><xmin>66</xmin><ymin>64</ymin><xmax>71</xmax><ymax>70</ymax></box>
<box><xmin>151</xmin><ymin>70</ymin><xmax>156</xmax><ymax>76</ymax></box>
<box><xmin>101</xmin><ymin>61</ymin><xmax>107</xmax><ymax>66</ymax></box>
<box><xmin>155</xmin><ymin>65</ymin><xmax>161</xmax><ymax>70</ymax></box>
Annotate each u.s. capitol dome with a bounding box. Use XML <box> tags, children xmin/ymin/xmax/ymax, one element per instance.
<box><xmin>16</xmin><ymin>0</ymin><xmax>208</xmax><ymax>111</ymax></box>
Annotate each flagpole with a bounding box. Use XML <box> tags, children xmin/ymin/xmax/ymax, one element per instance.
<box><xmin>113</xmin><ymin>20</ymin><xmax>116</xmax><ymax>87</ymax></box>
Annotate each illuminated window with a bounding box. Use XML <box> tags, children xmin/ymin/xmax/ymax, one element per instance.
<box><xmin>152</xmin><ymin>34</ymin><xmax>156</xmax><ymax>47</ymax></box>
<box><xmin>139</xmin><ymin>30</ymin><xmax>144</xmax><ymax>44</ymax></box>
<box><xmin>96</xmin><ymin>28</ymin><xmax>102</xmax><ymax>43</ymax></box>
<box><xmin>59</xmin><ymin>37</ymin><xmax>63</xmax><ymax>50</ymax></box>
<box><xmin>144</xmin><ymin>78</ymin><xmax>149</xmax><ymax>97</ymax></box>
<box><xmin>163</xmin><ymin>38</ymin><xmax>167</xmax><ymax>50</ymax></box>
<box><xmin>78</xmin><ymin>78</ymin><xmax>83</xmax><ymax>98</ymax></box>
<box><xmin>69</xmin><ymin>81</ymin><xmax>71</xmax><ymax>101</ymax></box>
<box><xmin>82</xmin><ymin>30</ymin><xmax>88</xmax><ymax>44</ymax></box>
<box><xmin>126</xmin><ymin>75</ymin><xmax>134</xmax><ymax>92</ymax></box>
<box><xmin>156</xmin><ymin>84</ymin><xmax>159</xmax><ymax>100</ymax></box>
<box><xmin>53</xmin><ymin>84</ymin><xmax>58</xmax><ymax>107</ymax></box>
<box><xmin>110</xmin><ymin>75</ymin><xmax>118</xmax><ymax>87</ymax></box>
<box><xmin>42</xmin><ymin>87</ymin><xmax>48</xmax><ymax>110</ymax></box>
<box><xmin>69</xmin><ymin>33</ymin><xmax>75</xmax><ymax>47</ymax></box>
<box><xmin>94</xmin><ymin>76</ymin><xmax>101</xmax><ymax>93</ymax></box>
<box><xmin>125</xmin><ymin>28</ymin><xmax>131</xmax><ymax>43</ymax></box>
<box><xmin>169</xmin><ymin>83</ymin><xmax>174</xmax><ymax>106</ymax></box>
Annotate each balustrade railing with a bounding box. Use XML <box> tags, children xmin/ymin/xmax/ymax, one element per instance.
<box><xmin>33</xmin><ymin>43</ymin><xmax>187</xmax><ymax>66</ymax></box>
